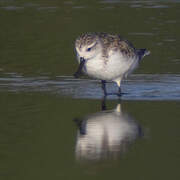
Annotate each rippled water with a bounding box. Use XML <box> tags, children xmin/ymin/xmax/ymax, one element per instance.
<box><xmin>0</xmin><ymin>74</ymin><xmax>180</xmax><ymax>100</ymax></box>
<box><xmin>0</xmin><ymin>0</ymin><xmax>180</xmax><ymax>180</ymax></box>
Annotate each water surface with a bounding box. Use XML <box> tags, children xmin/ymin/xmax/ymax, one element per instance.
<box><xmin>0</xmin><ymin>92</ymin><xmax>180</xmax><ymax>180</ymax></box>
<box><xmin>0</xmin><ymin>74</ymin><xmax>180</xmax><ymax>100</ymax></box>
<box><xmin>0</xmin><ymin>0</ymin><xmax>180</xmax><ymax>180</ymax></box>
<box><xmin>0</xmin><ymin>0</ymin><xmax>180</xmax><ymax>75</ymax></box>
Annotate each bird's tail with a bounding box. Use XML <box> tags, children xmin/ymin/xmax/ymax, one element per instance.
<box><xmin>137</xmin><ymin>48</ymin><xmax>150</xmax><ymax>60</ymax></box>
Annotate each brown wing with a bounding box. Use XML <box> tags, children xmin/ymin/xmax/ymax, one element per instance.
<box><xmin>99</xmin><ymin>33</ymin><xmax>136</xmax><ymax>58</ymax></box>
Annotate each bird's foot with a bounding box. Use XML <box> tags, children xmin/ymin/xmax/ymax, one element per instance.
<box><xmin>117</xmin><ymin>87</ymin><xmax>122</xmax><ymax>97</ymax></box>
<box><xmin>116</xmin><ymin>92</ymin><xmax>122</xmax><ymax>97</ymax></box>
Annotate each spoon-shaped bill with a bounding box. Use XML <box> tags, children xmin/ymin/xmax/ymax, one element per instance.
<box><xmin>74</xmin><ymin>58</ymin><xmax>86</xmax><ymax>78</ymax></box>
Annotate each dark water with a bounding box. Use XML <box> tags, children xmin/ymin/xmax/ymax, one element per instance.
<box><xmin>0</xmin><ymin>0</ymin><xmax>180</xmax><ymax>180</ymax></box>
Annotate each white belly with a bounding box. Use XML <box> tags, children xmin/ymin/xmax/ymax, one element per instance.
<box><xmin>83</xmin><ymin>53</ymin><xmax>138</xmax><ymax>81</ymax></box>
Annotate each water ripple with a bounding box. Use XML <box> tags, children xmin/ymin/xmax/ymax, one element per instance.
<box><xmin>0</xmin><ymin>74</ymin><xmax>180</xmax><ymax>100</ymax></box>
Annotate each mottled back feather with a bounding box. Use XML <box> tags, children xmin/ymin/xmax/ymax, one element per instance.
<box><xmin>75</xmin><ymin>32</ymin><xmax>137</xmax><ymax>58</ymax></box>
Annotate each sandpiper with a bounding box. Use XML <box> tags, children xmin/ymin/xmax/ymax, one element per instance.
<box><xmin>74</xmin><ymin>32</ymin><xmax>150</xmax><ymax>96</ymax></box>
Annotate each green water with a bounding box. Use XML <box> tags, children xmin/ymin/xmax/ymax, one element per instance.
<box><xmin>0</xmin><ymin>0</ymin><xmax>180</xmax><ymax>179</ymax></box>
<box><xmin>0</xmin><ymin>0</ymin><xmax>180</xmax><ymax>75</ymax></box>
<box><xmin>0</xmin><ymin>93</ymin><xmax>180</xmax><ymax>180</ymax></box>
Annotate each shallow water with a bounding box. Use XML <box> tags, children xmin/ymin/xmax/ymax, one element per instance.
<box><xmin>0</xmin><ymin>74</ymin><xmax>180</xmax><ymax>180</ymax></box>
<box><xmin>0</xmin><ymin>74</ymin><xmax>180</xmax><ymax>100</ymax></box>
<box><xmin>0</xmin><ymin>91</ymin><xmax>180</xmax><ymax>180</ymax></box>
<box><xmin>0</xmin><ymin>0</ymin><xmax>180</xmax><ymax>179</ymax></box>
<box><xmin>0</xmin><ymin>0</ymin><xmax>180</xmax><ymax>75</ymax></box>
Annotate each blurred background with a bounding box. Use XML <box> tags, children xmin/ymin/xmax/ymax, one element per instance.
<box><xmin>0</xmin><ymin>0</ymin><xmax>179</xmax><ymax>76</ymax></box>
<box><xmin>0</xmin><ymin>1</ymin><xmax>180</xmax><ymax>180</ymax></box>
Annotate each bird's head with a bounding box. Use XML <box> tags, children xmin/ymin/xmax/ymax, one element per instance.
<box><xmin>75</xmin><ymin>33</ymin><xmax>102</xmax><ymax>62</ymax></box>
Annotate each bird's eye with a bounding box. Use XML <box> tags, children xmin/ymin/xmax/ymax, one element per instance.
<box><xmin>87</xmin><ymin>48</ymin><xmax>91</xmax><ymax>52</ymax></box>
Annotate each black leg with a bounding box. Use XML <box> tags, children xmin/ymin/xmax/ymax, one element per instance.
<box><xmin>117</xmin><ymin>86</ymin><xmax>122</xmax><ymax>97</ymax></box>
<box><xmin>101</xmin><ymin>80</ymin><xmax>107</xmax><ymax>96</ymax></box>
<box><xmin>101</xmin><ymin>96</ymin><xmax>107</xmax><ymax>111</ymax></box>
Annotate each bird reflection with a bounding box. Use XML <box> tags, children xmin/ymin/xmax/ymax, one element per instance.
<box><xmin>74</xmin><ymin>99</ymin><xmax>142</xmax><ymax>161</ymax></box>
